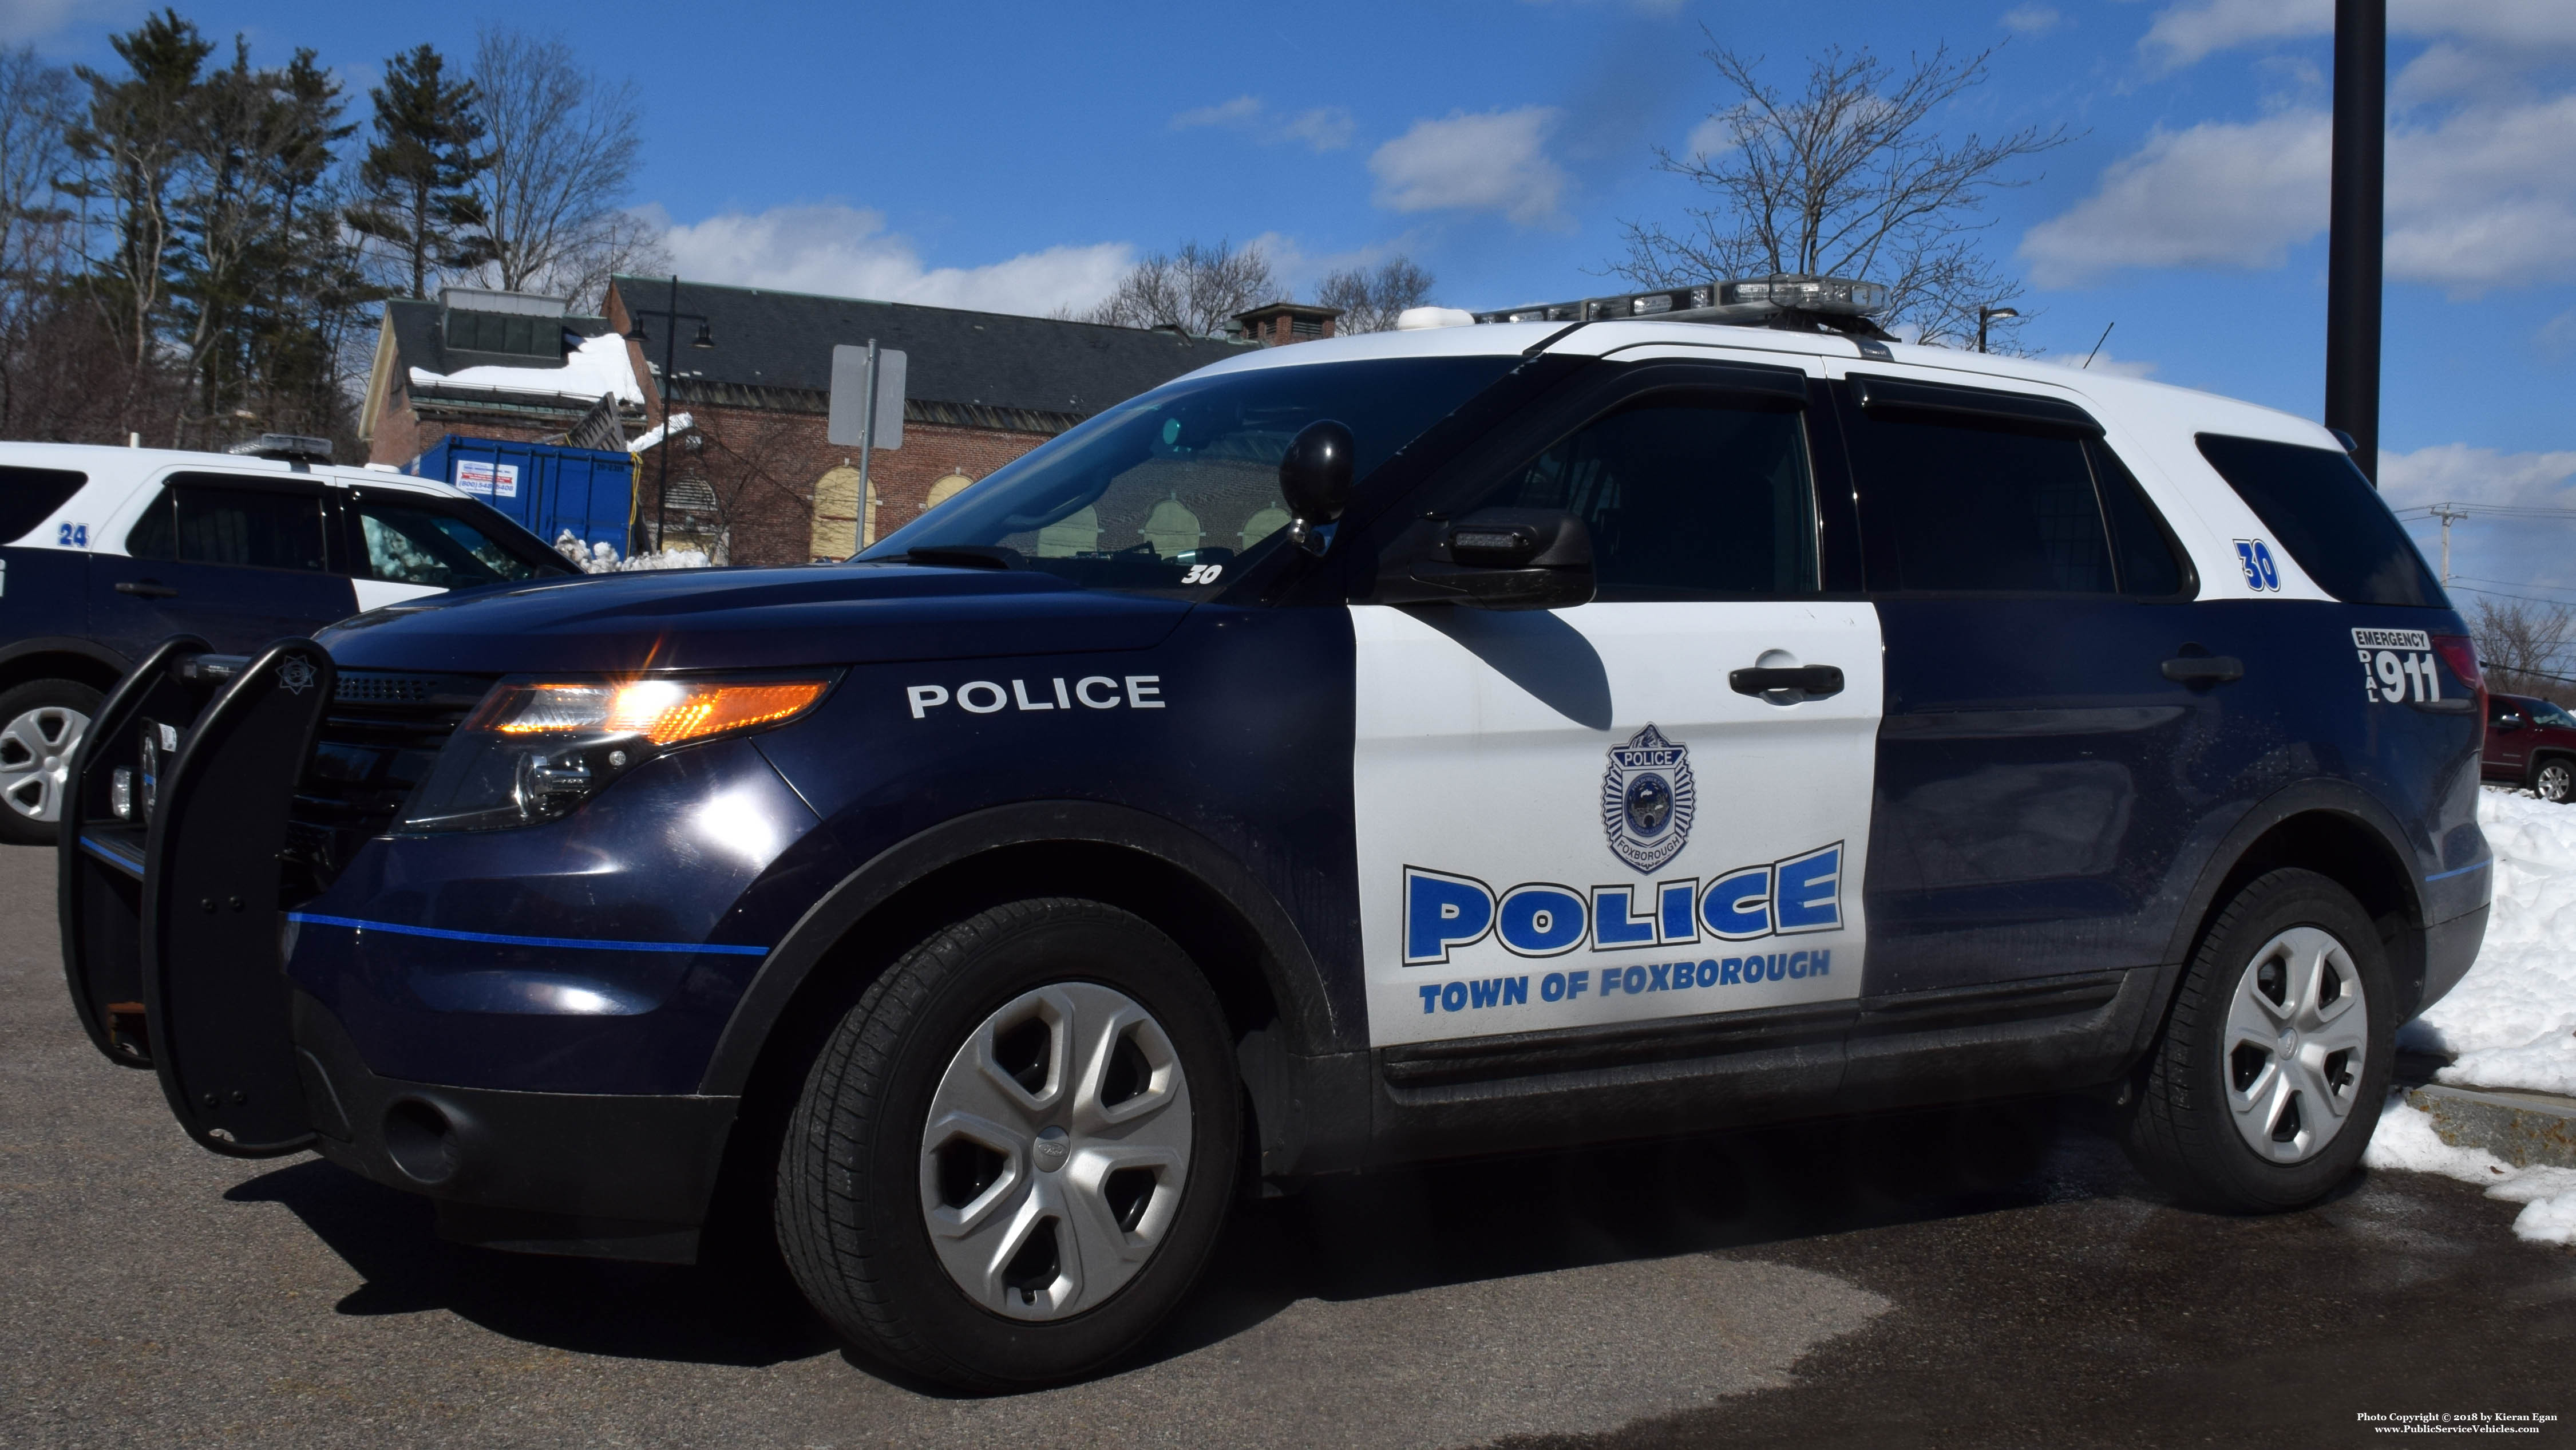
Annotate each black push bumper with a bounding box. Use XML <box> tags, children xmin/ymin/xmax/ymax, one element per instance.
<box><xmin>291</xmin><ymin>991</ymin><xmax>737</xmax><ymax>1263</ymax></box>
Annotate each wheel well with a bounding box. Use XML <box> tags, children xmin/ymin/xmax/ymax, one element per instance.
<box><xmin>2190</xmin><ymin>808</ymin><xmax>2422</xmax><ymax>1008</ymax></box>
<box><xmin>696</xmin><ymin>839</ymin><xmax>1289</xmax><ymax>1265</ymax></box>
<box><xmin>0</xmin><ymin>651</ymin><xmax>120</xmax><ymax>697</ymax></box>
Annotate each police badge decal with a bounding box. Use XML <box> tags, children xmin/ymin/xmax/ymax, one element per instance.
<box><xmin>1601</xmin><ymin>723</ymin><xmax>1696</xmax><ymax>872</ymax></box>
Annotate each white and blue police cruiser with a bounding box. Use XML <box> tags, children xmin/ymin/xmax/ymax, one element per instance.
<box><xmin>60</xmin><ymin>276</ymin><xmax>2490</xmax><ymax>1390</ymax></box>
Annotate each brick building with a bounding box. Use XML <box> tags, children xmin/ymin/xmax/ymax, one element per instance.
<box><xmin>599</xmin><ymin>276</ymin><xmax>1259</xmax><ymax>566</ymax></box>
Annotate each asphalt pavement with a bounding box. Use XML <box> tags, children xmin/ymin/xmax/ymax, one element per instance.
<box><xmin>3</xmin><ymin>843</ymin><xmax>2567</xmax><ymax>1449</ymax></box>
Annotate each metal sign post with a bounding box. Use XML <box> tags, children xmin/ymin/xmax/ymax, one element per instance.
<box><xmin>829</xmin><ymin>342</ymin><xmax>907</xmax><ymax>552</ymax></box>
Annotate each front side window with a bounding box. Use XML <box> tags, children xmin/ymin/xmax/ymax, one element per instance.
<box><xmin>357</xmin><ymin>501</ymin><xmax>554</xmax><ymax>588</ymax></box>
<box><xmin>1463</xmin><ymin>393</ymin><xmax>1817</xmax><ymax>599</ymax></box>
<box><xmin>862</xmin><ymin>356</ymin><xmax>1518</xmax><ymax>595</ymax></box>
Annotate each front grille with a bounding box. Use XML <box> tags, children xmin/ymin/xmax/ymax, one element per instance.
<box><xmin>283</xmin><ymin>670</ymin><xmax>492</xmax><ymax>897</ymax></box>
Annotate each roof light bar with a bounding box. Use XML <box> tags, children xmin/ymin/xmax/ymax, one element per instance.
<box><xmin>1470</xmin><ymin>275</ymin><xmax>1892</xmax><ymax>332</ymax></box>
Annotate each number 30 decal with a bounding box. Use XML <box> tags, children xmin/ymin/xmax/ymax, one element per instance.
<box><xmin>2234</xmin><ymin>539</ymin><xmax>2280</xmax><ymax>592</ymax></box>
<box><xmin>1181</xmin><ymin>563</ymin><xmax>1224</xmax><ymax>584</ymax></box>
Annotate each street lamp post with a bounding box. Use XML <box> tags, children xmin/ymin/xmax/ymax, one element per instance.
<box><xmin>1977</xmin><ymin>305</ymin><xmax>2019</xmax><ymax>354</ymax></box>
<box><xmin>623</xmin><ymin>274</ymin><xmax>717</xmax><ymax>555</ymax></box>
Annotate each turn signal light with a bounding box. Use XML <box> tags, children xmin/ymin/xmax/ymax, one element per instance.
<box><xmin>472</xmin><ymin>678</ymin><xmax>832</xmax><ymax>746</ymax></box>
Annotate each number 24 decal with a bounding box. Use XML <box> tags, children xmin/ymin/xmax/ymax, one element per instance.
<box><xmin>2234</xmin><ymin>539</ymin><xmax>2280</xmax><ymax>592</ymax></box>
<box><xmin>56</xmin><ymin>522</ymin><xmax>88</xmax><ymax>547</ymax></box>
<box><xmin>1180</xmin><ymin>563</ymin><xmax>1224</xmax><ymax>584</ymax></box>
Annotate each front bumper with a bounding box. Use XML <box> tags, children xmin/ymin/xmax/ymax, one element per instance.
<box><xmin>292</xmin><ymin>989</ymin><xmax>738</xmax><ymax>1263</ymax></box>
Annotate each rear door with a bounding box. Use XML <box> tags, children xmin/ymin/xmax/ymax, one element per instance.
<box><xmin>90</xmin><ymin>473</ymin><xmax>357</xmax><ymax>655</ymax></box>
<box><xmin>1352</xmin><ymin>355</ymin><xmax>1879</xmax><ymax>1059</ymax></box>
<box><xmin>1822</xmin><ymin>366</ymin><xmax>2218</xmax><ymax>995</ymax></box>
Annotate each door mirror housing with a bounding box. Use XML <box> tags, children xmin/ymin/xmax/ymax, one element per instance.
<box><xmin>2498</xmin><ymin>712</ymin><xmax>2526</xmax><ymax>731</ymax></box>
<box><xmin>1280</xmin><ymin>420</ymin><xmax>1354</xmax><ymax>554</ymax></box>
<box><xmin>1394</xmin><ymin>507</ymin><xmax>1597</xmax><ymax>611</ymax></box>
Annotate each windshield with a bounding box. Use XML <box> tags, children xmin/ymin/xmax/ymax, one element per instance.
<box><xmin>2537</xmin><ymin>700</ymin><xmax>2576</xmax><ymax>729</ymax></box>
<box><xmin>861</xmin><ymin>355</ymin><xmax>1517</xmax><ymax>594</ymax></box>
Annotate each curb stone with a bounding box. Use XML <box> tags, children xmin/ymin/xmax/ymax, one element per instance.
<box><xmin>2405</xmin><ymin>1084</ymin><xmax>2576</xmax><ymax>1170</ymax></box>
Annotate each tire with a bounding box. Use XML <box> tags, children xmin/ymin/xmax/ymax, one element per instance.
<box><xmin>2120</xmin><ymin>868</ymin><xmax>2393</xmax><ymax>1212</ymax></box>
<box><xmin>0</xmin><ymin>678</ymin><xmax>100</xmax><ymax>847</ymax></box>
<box><xmin>777</xmin><ymin>898</ymin><xmax>1240</xmax><ymax>1390</ymax></box>
<box><xmin>2534</xmin><ymin>756</ymin><xmax>2574</xmax><ymax>805</ymax></box>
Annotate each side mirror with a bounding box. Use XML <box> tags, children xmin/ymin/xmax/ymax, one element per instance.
<box><xmin>1280</xmin><ymin>420</ymin><xmax>1354</xmax><ymax>554</ymax></box>
<box><xmin>1406</xmin><ymin>507</ymin><xmax>1596</xmax><ymax>611</ymax></box>
<box><xmin>2498</xmin><ymin>712</ymin><xmax>2526</xmax><ymax>731</ymax></box>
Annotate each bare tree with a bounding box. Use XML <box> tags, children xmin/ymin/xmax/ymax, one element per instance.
<box><xmin>466</xmin><ymin>29</ymin><xmax>657</xmax><ymax>304</ymax></box>
<box><xmin>2470</xmin><ymin>595</ymin><xmax>2576</xmax><ymax>704</ymax></box>
<box><xmin>1084</xmin><ymin>238</ymin><xmax>1275</xmax><ymax>335</ymax></box>
<box><xmin>0</xmin><ymin>46</ymin><xmax>74</xmax><ymax>429</ymax></box>
<box><xmin>1315</xmin><ymin>255</ymin><xmax>1434</xmax><ymax>335</ymax></box>
<box><xmin>1611</xmin><ymin>41</ymin><xmax>2068</xmax><ymax>350</ymax></box>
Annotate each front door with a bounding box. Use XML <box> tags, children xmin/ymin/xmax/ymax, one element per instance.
<box><xmin>90</xmin><ymin>473</ymin><xmax>356</xmax><ymax>657</ymax></box>
<box><xmin>1351</xmin><ymin>359</ymin><xmax>1881</xmax><ymax>1049</ymax></box>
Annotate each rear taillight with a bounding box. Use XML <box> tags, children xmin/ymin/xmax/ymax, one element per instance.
<box><xmin>2431</xmin><ymin>634</ymin><xmax>2485</xmax><ymax>744</ymax></box>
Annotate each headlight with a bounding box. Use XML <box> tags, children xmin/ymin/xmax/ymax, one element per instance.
<box><xmin>398</xmin><ymin>673</ymin><xmax>837</xmax><ymax>832</ymax></box>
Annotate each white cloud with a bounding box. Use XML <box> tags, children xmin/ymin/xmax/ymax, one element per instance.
<box><xmin>2003</xmin><ymin>5</ymin><xmax>2063</xmax><ymax>35</ymax></box>
<box><xmin>2020</xmin><ymin>111</ymin><xmax>2329</xmax><ymax>286</ymax></box>
<box><xmin>650</xmin><ymin>204</ymin><xmax>1134</xmax><ymax>318</ymax></box>
<box><xmin>2142</xmin><ymin>0</ymin><xmax>2576</xmax><ymax>70</ymax></box>
<box><xmin>1170</xmin><ymin>96</ymin><xmax>1355</xmax><ymax>152</ymax></box>
<box><xmin>1370</xmin><ymin>107</ymin><xmax>1570</xmax><ymax>227</ymax></box>
<box><xmin>1684</xmin><ymin>114</ymin><xmax>1734</xmax><ymax>160</ymax></box>
<box><xmin>1171</xmin><ymin>95</ymin><xmax>1261</xmax><ymax>131</ymax></box>
<box><xmin>0</xmin><ymin>0</ymin><xmax>103</xmax><ymax>42</ymax></box>
<box><xmin>2380</xmin><ymin>444</ymin><xmax>2576</xmax><ymax>591</ymax></box>
<box><xmin>2021</xmin><ymin>93</ymin><xmax>2576</xmax><ymax>294</ymax></box>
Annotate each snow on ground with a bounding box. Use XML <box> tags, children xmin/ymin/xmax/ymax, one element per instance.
<box><xmin>2364</xmin><ymin>1095</ymin><xmax>2576</xmax><ymax>1244</ymax></box>
<box><xmin>2397</xmin><ymin>786</ymin><xmax>2576</xmax><ymax>1097</ymax></box>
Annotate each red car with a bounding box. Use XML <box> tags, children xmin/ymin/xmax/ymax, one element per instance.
<box><xmin>2485</xmin><ymin>692</ymin><xmax>2576</xmax><ymax>803</ymax></box>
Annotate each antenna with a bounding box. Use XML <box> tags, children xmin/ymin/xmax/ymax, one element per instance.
<box><xmin>2082</xmin><ymin>322</ymin><xmax>2115</xmax><ymax>370</ymax></box>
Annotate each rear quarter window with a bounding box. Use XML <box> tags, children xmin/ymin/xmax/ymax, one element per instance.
<box><xmin>2194</xmin><ymin>434</ymin><xmax>2444</xmax><ymax>607</ymax></box>
<box><xmin>0</xmin><ymin>465</ymin><xmax>88</xmax><ymax>542</ymax></box>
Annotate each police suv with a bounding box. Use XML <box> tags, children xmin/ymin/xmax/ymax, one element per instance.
<box><xmin>59</xmin><ymin>277</ymin><xmax>2490</xmax><ymax>1391</ymax></box>
<box><xmin>1</xmin><ymin>436</ymin><xmax>575</xmax><ymax>843</ymax></box>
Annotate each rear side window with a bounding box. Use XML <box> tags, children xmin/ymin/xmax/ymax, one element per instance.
<box><xmin>128</xmin><ymin>477</ymin><xmax>328</xmax><ymax>571</ymax></box>
<box><xmin>1846</xmin><ymin>410</ymin><xmax>2116</xmax><ymax>594</ymax></box>
<box><xmin>2194</xmin><ymin>434</ymin><xmax>2443</xmax><ymax>607</ymax></box>
<box><xmin>0</xmin><ymin>465</ymin><xmax>86</xmax><ymax>542</ymax></box>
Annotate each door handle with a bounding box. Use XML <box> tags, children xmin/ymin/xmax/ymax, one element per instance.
<box><xmin>1730</xmin><ymin>665</ymin><xmax>1845</xmax><ymax>698</ymax></box>
<box><xmin>2160</xmin><ymin>654</ymin><xmax>2243</xmax><ymax>684</ymax></box>
<box><xmin>115</xmin><ymin>580</ymin><xmax>179</xmax><ymax>599</ymax></box>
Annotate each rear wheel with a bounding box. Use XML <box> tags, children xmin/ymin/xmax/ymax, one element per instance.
<box><xmin>0</xmin><ymin>678</ymin><xmax>100</xmax><ymax>846</ymax></box>
<box><xmin>2534</xmin><ymin>757</ymin><xmax>2574</xmax><ymax>805</ymax></box>
<box><xmin>776</xmin><ymin>898</ymin><xmax>1239</xmax><ymax>1390</ymax></box>
<box><xmin>2121</xmin><ymin>868</ymin><xmax>2392</xmax><ymax>1211</ymax></box>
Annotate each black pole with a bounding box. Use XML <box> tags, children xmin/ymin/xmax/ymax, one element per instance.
<box><xmin>652</xmin><ymin>274</ymin><xmax>682</xmax><ymax>551</ymax></box>
<box><xmin>2325</xmin><ymin>0</ymin><xmax>2384</xmax><ymax>484</ymax></box>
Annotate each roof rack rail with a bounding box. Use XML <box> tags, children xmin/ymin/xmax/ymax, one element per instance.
<box><xmin>1472</xmin><ymin>275</ymin><xmax>1897</xmax><ymax>341</ymax></box>
<box><xmin>226</xmin><ymin>433</ymin><xmax>335</xmax><ymax>464</ymax></box>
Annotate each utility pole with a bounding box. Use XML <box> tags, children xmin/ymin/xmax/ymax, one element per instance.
<box><xmin>2326</xmin><ymin>0</ymin><xmax>2385</xmax><ymax>484</ymax></box>
<box><xmin>2430</xmin><ymin>503</ymin><xmax>2470</xmax><ymax>583</ymax></box>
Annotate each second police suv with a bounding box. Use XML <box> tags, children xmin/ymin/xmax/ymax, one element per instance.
<box><xmin>62</xmin><ymin>275</ymin><xmax>2490</xmax><ymax>1390</ymax></box>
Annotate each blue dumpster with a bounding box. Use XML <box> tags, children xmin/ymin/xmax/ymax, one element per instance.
<box><xmin>406</xmin><ymin>437</ymin><xmax>635</xmax><ymax>556</ymax></box>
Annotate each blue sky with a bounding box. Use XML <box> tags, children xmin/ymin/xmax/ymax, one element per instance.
<box><xmin>9</xmin><ymin>0</ymin><xmax>2576</xmax><ymax>598</ymax></box>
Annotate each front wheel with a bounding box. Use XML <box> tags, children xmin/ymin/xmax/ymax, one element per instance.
<box><xmin>776</xmin><ymin>898</ymin><xmax>1240</xmax><ymax>1390</ymax></box>
<box><xmin>2120</xmin><ymin>868</ymin><xmax>2393</xmax><ymax>1211</ymax></box>
<box><xmin>2534</xmin><ymin>757</ymin><xmax>2574</xmax><ymax>805</ymax></box>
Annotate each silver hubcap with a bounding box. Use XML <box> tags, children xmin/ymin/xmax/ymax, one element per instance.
<box><xmin>918</xmin><ymin>982</ymin><xmax>1192</xmax><ymax>1321</ymax></box>
<box><xmin>2540</xmin><ymin>762</ymin><xmax>2571</xmax><ymax>802</ymax></box>
<box><xmin>2223</xmin><ymin>926</ymin><xmax>2368</xmax><ymax>1163</ymax></box>
<box><xmin>0</xmin><ymin>705</ymin><xmax>88</xmax><ymax>823</ymax></box>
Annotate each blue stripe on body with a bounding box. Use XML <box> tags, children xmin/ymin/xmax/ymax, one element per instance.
<box><xmin>2423</xmin><ymin>859</ymin><xmax>2490</xmax><ymax>883</ymax></box>
<box><xmin>286</xmin><ymin>912</ymin><xmax>769</xmax><ymax>956</ymax></box>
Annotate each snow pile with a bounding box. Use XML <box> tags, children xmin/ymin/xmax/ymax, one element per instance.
<box><xmin>2398</xmin><ymin>787</ymin><xmax>2576</xmax><ymax>1096</ymax></box>
<box><xmin>2364</xmin><ymin>1095</ymin><xmax>2576</xmax><ymax>1244</ymax></box>
<box><xmin>410</xmin><ymin>330</ymin><xmax>643</xmax><ymax>405</ymax></box>
<box><xmin>549</xmin><ymin>531</ymin><xmax>713</xmax><ymax>574</ymax></box>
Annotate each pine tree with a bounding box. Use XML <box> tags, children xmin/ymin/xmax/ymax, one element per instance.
<box><xmin>348</xmin><ymin>44</ymin><xmax>491</xmax><ymax>299</ymax></box>
<box><xmin>62</xmin><ymin>9</ymin><xmax>210</xmax><ymax>373</ymax></box>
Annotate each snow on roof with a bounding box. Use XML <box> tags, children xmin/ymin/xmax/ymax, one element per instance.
<box><xmin>409</xmin><ymin>329</ymin><xmax>642</xmax><ymax>406</ymax></box>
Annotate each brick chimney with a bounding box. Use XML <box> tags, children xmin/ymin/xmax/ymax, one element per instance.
<box><xmin>1232</xmin><ymin>301</ymin><xmax>1343</xmax><ymax>346</ymax></box>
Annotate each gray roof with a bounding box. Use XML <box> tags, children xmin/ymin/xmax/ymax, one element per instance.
<box><xmin>605</xmin><ymin>275</ymin><xmax>1254</xmax><ymax>417</ymax></box>
<box><xmin>385</xmin><ymin>298</ymin><xmax>616</xmax><ymax>385</ymax></box>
